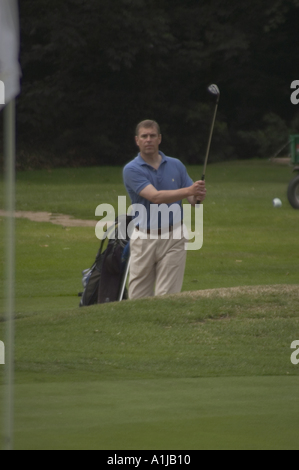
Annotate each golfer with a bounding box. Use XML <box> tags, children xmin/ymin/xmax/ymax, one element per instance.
<box><xmin>123</xmin><ymin>120</ymin><xmax>206</xmax><ymax>299</ymax></box>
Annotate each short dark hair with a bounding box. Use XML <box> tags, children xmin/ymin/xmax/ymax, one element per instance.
<box><xmin>135</xmin><ymin>120</ymin><xmax>161</xmax><ymax>136</ymax></box>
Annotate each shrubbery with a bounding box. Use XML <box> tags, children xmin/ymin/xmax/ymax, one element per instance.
<box><xmin>2</xmin><ymin>0</ymin><xmax>299</xmax><ymax>169</ymax></box>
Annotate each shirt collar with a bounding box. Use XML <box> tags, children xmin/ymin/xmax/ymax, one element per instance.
<box><xmin>137</xmin><ymin>151</ymin><xmax>167</xmax><ymax>167</ymax></box>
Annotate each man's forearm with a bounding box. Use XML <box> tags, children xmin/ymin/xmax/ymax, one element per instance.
<box><xmin>151</xmin><ymin>187</ymin><xmax>192</xmax><ymax>204</ymax></box>
<box><xmin>139</xmin><ymin>182</ymin><xmax>205</xmax><ymax>205</ymax></box>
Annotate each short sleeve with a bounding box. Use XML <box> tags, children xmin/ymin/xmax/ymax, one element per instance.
<box><xmin>177</xmin><ymin>160</ymin><xmax>194</xmax><ymax>188</ymax></box>
<box><xmin>123</xmin><ymin>165</ymin><xmax>152</xmax><ymax>196</ymax></box>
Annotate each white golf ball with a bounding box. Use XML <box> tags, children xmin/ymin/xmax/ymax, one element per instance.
<box><xmin>273</xmin><ymin>198</ymin><xmax>282</xmax><ymax>208</ymax></box>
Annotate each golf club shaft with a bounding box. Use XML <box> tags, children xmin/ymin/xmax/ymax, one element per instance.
<box><xmin>118</xmin><ymin>256</ymin><xmax>130</xmax><ymax>301</ymax></box>
<box><xmin>196</xmin><ymin>96</ymin><xmax>220</xmax><ymax>205</ymax></box>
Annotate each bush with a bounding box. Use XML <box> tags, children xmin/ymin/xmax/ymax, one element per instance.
<box><xmin>236</xmin><ymin>113</ymin><xmax>290</xmax><ymax>159</ymax></box>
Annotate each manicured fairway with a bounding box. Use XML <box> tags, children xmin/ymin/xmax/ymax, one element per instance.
<box><xmin>0</xmin><ymin>160</ymin><xmax>299</xmax><ymax>449</ymax></box>
<box><xmin>0</xmin><ymin>284</ymin><xmax>298</xmax><ymax>450</ymax></box>
<box><xmin>8</xmin><ymin>376</ymin><xmax>299</xmax><ymax>450</ymax></box>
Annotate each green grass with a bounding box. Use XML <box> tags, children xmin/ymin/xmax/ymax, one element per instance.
<box><xmin>3</xmin><ymin>286</ymin><xmax>299</xmax><ymax>380</ymax></box>
<box><xmin>0</xmin><ymin>160</ymin><xmax>299</xmax><ymax>449</ymax></box>
<box><xmin>1</xmin><ymin>290</ymin><xmax>299</xmax><ymax>450</ymax></box>
<box><xmin>1</xmin><ymin>159</ymin><xmax>298</xmax><ymax>292</ymax></box>
<box><xmin>10</xmin><ymin>377</ymin><xmax>299</xmax><ymax>450</ymax></box>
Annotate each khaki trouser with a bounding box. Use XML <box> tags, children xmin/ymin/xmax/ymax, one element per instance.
<box><xmin>129</xmin><ymin>228</ymin><xmax>187</xmax><ymax>299</ymax></box>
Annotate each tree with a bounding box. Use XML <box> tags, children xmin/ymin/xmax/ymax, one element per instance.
<box><xmin>12</xmin><ymin>0</ymin><xmax>299</xmax><ymax>168</ymax></box>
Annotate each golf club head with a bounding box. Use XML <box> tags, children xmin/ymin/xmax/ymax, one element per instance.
<box><xmin>208</xmin><ymin>84</ymin><xmax>220</xmax><ymax>96</ymax></box>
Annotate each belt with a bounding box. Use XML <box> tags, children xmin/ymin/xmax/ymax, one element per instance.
<box><xmin>135</xmin><ymin>223</ymin><xmax>183</xmax><ymax>236</ymax></box>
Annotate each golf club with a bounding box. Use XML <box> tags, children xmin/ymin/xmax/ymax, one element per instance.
<box><xmin>118</xmin><ymin>255</ymin><xmax>131</xmax><ymax>301</ymax></box>
<box><xmin>196</xmin><ymin>84</ymin><xmax>220</xmax><ymax>205</ymax></box>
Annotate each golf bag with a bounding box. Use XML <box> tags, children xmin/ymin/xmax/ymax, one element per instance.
<box><xmin>79</xmin><ymin>215</ymin><xmax>132</xmax><ymax>307</ymax></box>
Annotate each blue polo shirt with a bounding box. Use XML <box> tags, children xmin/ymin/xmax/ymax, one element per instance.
<box><xmin>123</xmin><ymin>151</ymin><xmax>193</xmax><ymax>229</ymax></box>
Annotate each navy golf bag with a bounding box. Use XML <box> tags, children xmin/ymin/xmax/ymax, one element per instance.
<box><xmin>79</xmin><ymin>215</ymin><xmax>132</xmax><ymax>307</ymax></box>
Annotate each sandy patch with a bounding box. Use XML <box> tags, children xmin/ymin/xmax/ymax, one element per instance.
<box><xmin>176</xmin><ymin>284</ymin><xmax>299</xmax><ymax>299</ymax></box>
<box><xmin>0</xmin><ymin>210</ymin><xmax>102</xmax><ymax>227</ymax></box>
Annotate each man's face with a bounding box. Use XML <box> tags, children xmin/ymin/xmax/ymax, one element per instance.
<box><xmin>135</xmin><ymin>127</ymin><xmax>162</xmax><ymax>157</ymax></box>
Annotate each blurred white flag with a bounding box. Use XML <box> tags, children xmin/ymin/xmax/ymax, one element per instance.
<box><xmin>0</xmin><ymin>0</ymin><xmax>21</xmax><ymax>110</ymax></box>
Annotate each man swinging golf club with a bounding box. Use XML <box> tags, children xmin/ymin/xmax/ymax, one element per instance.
<box><xmin>123</xmin><ymin>119</ymin><xmax>207</xmax><ymax>299</ymax></box>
